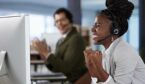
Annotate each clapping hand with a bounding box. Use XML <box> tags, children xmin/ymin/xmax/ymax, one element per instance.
<box><xmin>32</xmin><ymin>38</ymin><xmax>51</xmax><ymax>60</ymax></box>
<box><xmin>84</xmin><ymin>48</ymin><xmax>103</xmax><ymax>78</ymax></box>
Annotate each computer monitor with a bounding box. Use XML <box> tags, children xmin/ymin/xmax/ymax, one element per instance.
<box><xmin>0</xmin><ymin>15</ymin><xmax>30</xmax><ymax>84</ymax></box>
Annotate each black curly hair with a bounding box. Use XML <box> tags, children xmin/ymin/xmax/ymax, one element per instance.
<box><xmin>98</xmin><ymin>0</ymin><xmax>134</xmax><ymax>37</ymax></box>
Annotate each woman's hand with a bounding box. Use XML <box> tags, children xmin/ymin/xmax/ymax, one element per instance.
<box><xmin>84</xmin><ymin>49</ymin><xmax>103</xmax><ymax>77</ymax></box>
<box><xmin>84</xmin><ymin>48</ymin><xmax>108</xmax><ymax>82</ymax></box>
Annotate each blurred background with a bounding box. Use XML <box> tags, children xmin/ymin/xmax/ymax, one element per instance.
<box><xmin>0</xmin><ymin>0</ymin><xmax>139</xmax><ymax>48</ymax></box>
<box><xmin>0</xmin><ymin>0</ymin><xmax>140</xmax><ymax>52</ymax></box>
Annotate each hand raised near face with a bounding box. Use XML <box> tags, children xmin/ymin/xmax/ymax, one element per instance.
<box><xmin>32</xmin><ymin>38</ymin><xmax>51</xmax><ymax>60</ymax></box>
<box><xmin>84</xmin><ymin>47</ymin><xmax>103</xmax><ymax>77</ymax></box>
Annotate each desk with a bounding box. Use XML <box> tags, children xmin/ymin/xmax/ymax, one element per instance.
<box><xmin>31</xmin><ymin>60</ymin><xmax>45</xmax><ymax>64</ymax></box>
<box><xmin>31</xmin><ymin>60</ymin><xmax>45</xmax><ymax>72</ymax></box>
<box><xmin>31</xmin><ymin>50</ymin><xmax>44</xmax><ymax>72</ymax></box>
<box><xmin>31</xmin><ymin>72</ymin><xmax>67</xmax><ymax>84</ymax></box>
<box><xmin>31</xmin><ymin>50</ymin><xmax>40</xmax><ymax>60</ymax></box>
<box><xmin>30</xmin><ymin>51</ymin><xmax>67</xmax><ymax>84</ymax></box>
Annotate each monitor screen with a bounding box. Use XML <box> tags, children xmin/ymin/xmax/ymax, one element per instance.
<box><xmin>0</xmin><ymin>15</ymin><xmax>30</xmax><ymax>84</ymax></box>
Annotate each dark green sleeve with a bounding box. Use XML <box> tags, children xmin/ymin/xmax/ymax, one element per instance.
<box><xmin>46</xmin><ymin>34</ymin><xmax>85</xmax><ymax>74</ymax></box>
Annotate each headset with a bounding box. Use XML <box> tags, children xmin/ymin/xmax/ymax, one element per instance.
<box><xmin>107</xmin><ymin>10</ymin><xmax>120</xmax><ymax>35</ymax></box>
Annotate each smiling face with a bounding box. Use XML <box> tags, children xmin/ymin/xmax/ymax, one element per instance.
<box><xmin>54</xmin><ymin>12</ymin><xmax>72</xmax><ymax>34</ymax></box>
<box><xmin>92</xmin><ymin>14</ymin><xmax>112</xmax><ymax>45</ymax></box>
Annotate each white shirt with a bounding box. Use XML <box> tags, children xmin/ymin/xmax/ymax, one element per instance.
<box><xmin>92</xmin><ymin>38</ymin><xmax>119</xmax><ymax>84</ymax></box>
<box><xmin>96</xmin><ymin>37</ymin><xmax>145</xmax><ymax>84</ymax></box>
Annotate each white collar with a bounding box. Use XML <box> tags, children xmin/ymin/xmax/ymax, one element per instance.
<box><xmin>61</xmin><ymin>27</ymin><xmax>72</xmax><ymax>38</ymax></box>
<box><xmin>62</xmin><ymin>33</ymin><xmax>67</xmax><ymax>38</ymax></box>
<box><xmin>105</xmin><ymin>37</ymin><xmax>122</xmax><ymax>56</ymax></box>
<box><xmin>102</xmin><ymin>37</ymin><xmax>122</xmax><ymax>74</ymax></box>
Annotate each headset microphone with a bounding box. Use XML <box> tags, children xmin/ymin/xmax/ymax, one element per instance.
<box><xmin>97</xmin><ymin>34</ymin><xmax>112</xmax><ymax>43</ymax></box>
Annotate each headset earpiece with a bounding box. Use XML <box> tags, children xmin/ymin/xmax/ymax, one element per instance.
<box><xmin>107</xmin><ymin>10</ymin><xmax>120</xmax><ymax>35</ymax></box>
<box><xmin>113</xmin><ymin>28</ymin><xmax>119</xmax><ymax>35</ymax></box>
<box><xmin>111</xmin><ymin>20</ymin><xmax>119</xmax><ymax>35</ymax></box>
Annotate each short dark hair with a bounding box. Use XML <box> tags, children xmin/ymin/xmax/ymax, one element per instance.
<box><xmin>53</xmin><ymin>8</ymin><xmax>73</xmax><ymax>23</ymax></box>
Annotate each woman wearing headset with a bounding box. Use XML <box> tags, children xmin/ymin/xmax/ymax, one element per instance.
<box><xmin>84</xmin><ymin>0</ymin><xmax>145</xmax><ymax>84</ymax></box>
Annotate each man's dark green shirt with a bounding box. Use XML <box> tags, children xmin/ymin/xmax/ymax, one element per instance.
<box><xmin>46</xmin><ymin>27</ymin><xmax>87</xmax><ymax>83</ymax></box>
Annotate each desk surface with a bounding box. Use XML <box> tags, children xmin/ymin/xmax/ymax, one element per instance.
<box><xmin>31</xmin><ymin>76</ymin><xmax>67</xmax><ymax>81</ymax></box>
<box><xmin>31</xmin><ymin>60</ymin><xmax>45</xmax><ymax>64</ymax></box>
<box><xmin>30</xmin><ymin>50</ymin><xmax>41</xmax><ymax>60</ymax></box>
<box><xmin>31</xmin><ymin>72</ymin><xmax>67</xmax><ymax>81</ymax></box>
